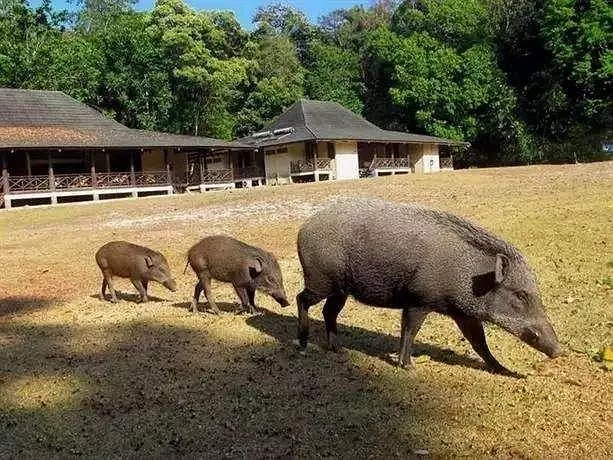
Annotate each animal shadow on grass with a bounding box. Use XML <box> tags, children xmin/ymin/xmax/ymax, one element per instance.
<box><xmin>247</xmin><ymin>309</ymin><xmax>492</xmax><ymax>373</ymax></box>
<box><xmin>0</xmin><ymin>319</ymin><xmax>454</xmax><ymax>457</ymax></box>
<box><xmin>0</xmin><ymin>296</ymin><xmax>56</xmax><ymax>317</ymax></box>
<box><xmin>90</xmin><ymin>293</ymin><xmax>167</xmax><ymax>303</ymax></box>
<box><xmin>172</xmin><ymin>301</ymin><xmax>241</xmax><ymax>314</ymax></box>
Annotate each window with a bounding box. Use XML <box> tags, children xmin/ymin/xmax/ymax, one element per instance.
<box><xmin>206</xmin><ymin>154</ymin><xmax>223</xmax><ymax>164</ymax></box>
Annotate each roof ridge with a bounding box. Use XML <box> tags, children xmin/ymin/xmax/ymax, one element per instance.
<box><xmin>300</xmin><ymin>99</ymin><xmax>318</xmax><ymax>139</ymax></box>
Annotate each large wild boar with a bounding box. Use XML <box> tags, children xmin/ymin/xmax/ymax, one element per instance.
<box><xmin>296</xmin><ymin>197</ymin><xmax>564</xmax><ymax>374</ymax></box>
<box><xmin>187</xmin><ymin>235</ymin><xmax>290</xmax><ymax>315</ymax></box>
<box><xmin>95</xmin><ymin>241</ymin><xmax>177</xmax><ymax>303</ymax></box>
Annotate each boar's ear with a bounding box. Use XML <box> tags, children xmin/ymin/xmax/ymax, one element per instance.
<box><xmin>248</xmin><ymin>257</ymin><xmax>263</xmax><ymax>279</ymax></box>
<box><xmin>495</xmin><ymin>253</ymin><xmax>510</xmax><ymax>284</ymax></box>
<box><xmin>144</xmin><ymin>256</ymin><xmax>154</xmax><ymax>268</ymax></box>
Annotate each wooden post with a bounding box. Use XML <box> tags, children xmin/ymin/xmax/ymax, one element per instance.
<box><xmin>129</xmin><ymin>151</ymin><xmax>137</xmax><ymax>197</ymax></box>
<box><xmin>129</xmin><ymin>151</ymin><xmax>136</xmax><ymax>186</ymax></box>
<box><xmin>199</xmin><ymin>152</ymin><xmax>205</xmax><ymax>185</ymax></box>
<box><xmin>313</xmin><ymin>142</ymin><xmax>319</xmax><ymax>182</ymax></box>
<box><xmin>2</xmin><ymin>151</ymin><xmax>9</xmax><ymax>194</ymax></box>
<box><xmin>26</xmin><ymin>151</ymin><xmax>31</xmax><ymax>176</ymax></box>
<box><xmin>49</xmin><ymin>151</ymin><xmax>57</xmax><ymax>204</ymax></box>
<box><xmin>90</xmin><ymin>152</ymin><xmax>97</xmax><ymax>188</ymax></box>
<box><xmin>104</xmin><ymin>150</ymin><xmax>111</xmax><ymax>172</ymax></box>
<box><xmin>90</xmin><ymin>151</ymin><xmax>98</xmax><ymax>200</ymax></box>
<box><xmin>48</xmin><ymin>151</ymin><xmax>55</xmax><ymax>191</ymax></box>
<box><xmin>165</xmin><ymin>150</ymin><xmax>172</xmax><ymax>185</ymax></box>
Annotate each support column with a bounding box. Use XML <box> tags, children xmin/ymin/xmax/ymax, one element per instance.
<box><xmin>26</xmin><ymin>151</ymin><xmax>32</xmax><ymax>176</ymax></box>
<box><xmin>49</xmin><ymin>151</ymin><xmax>57</xmax><ymax>204</ymax></box>
<box><xmin>165</xmin><ymin>150</ymin><xmax>172</xmax><ymax>194</ymax></box>
<box><xmin>199</xmin><ymin>152</ymin><xmax>205</xmax><ymax>185</ymax></box>
<box><xmin>104</xmin><ymin>150</ymin><xmax>111</xmax><ymax>172</ymax></box>
<box><xmin>130</xmin><ymin>151</ymin><xmax>137</xmax><ymax>197</ymax></box>
<box><xmin>91</xmin><ymin>152</ymin><xmax>99</xmax><ymax>201</ymax></box>
<box><xmin>313</xmin><ymin>142</ymin><xmax>319</xmax><ymax>182</ymax></box>
<box><xmin>2</xmin><ymin>150</ymin><xmax>10</xmax><ymax>195</ymax></box>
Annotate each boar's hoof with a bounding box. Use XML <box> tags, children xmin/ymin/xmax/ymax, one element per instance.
<box><xmin>388</xmin><ymin>352</ymin><xmax>414</xmax><ymax>369</ymax></box>
<box><xmin>327</xmin><ymin>336</ymin><xmax>342</xmax><ymax>353</ymax></box>
<box><xmin>490</xmin><ymin>366</ymin><xmax>524</xmax><ymax>379</ymax></box>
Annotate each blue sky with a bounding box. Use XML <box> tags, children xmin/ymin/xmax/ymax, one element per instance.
<box><xmin>31</xmin><ymin>0</ymin><xmax>365</xmax><ymax>28</ymax></box>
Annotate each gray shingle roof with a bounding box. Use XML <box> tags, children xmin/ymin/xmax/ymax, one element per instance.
<box><xmin>239</xmin><ymin>99</ymin><xmax>466</xmax><ymax>147</ymax></box>
<box><xmin>0</xmin><ymin>88</ymin><xmax>248</xmax><ymax>150</ymax></box>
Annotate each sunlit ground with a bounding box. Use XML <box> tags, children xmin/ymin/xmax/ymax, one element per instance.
<box><xmin>1</xmin><ymin>162</ymin><xmax>612</xmax><ymax>457</ymax></box>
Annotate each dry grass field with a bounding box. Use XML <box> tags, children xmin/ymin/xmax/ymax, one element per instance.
<box><xmin>1</xmin><ymin>162</ymin><xmax>612</xmax><ymax>458</ymax></box>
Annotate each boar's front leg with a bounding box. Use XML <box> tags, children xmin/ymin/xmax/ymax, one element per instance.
<box><xmin>398</xmin><ymin>308</ymin><xmax>428</xmax><ymax>368</ymax></box>
<box><xmin>233</xmin><ymin>285</ymin><xmax>254</xmax><ymax>315</ymax></box>
<box><xmin>453</xmin><ymin>314</ymin><xmax>512</xmax><ymax>375</ymax></box>
<box><xmin>131</xmin><ymin>279</ymin><xmax>149</xmax><ymax>303</ymax></box>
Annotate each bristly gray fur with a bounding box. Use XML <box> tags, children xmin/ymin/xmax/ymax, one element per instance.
<box><xmin>355</xmin><ymin>197</ymin><xmax>523</xmax><ymax>261</ymax></box>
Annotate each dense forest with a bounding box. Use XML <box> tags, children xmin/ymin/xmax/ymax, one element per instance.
<box><xmin>0</xmin><ymin>0</ymin><xmax>611</xmax><ymax>166</ymax></box>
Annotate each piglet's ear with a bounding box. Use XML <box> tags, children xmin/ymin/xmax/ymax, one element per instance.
<box><xmin>248</xmin><ymin>257</ymin><xmax>263</xmax><ymax>279</ymax></box>
<box><xmin>145</xmin><ymin>256</ymin><xmax>154</xmax><ymax>268</ymax></box>
<box><xmin>495</xmin><ymin>253</ymin><xmax>509</xmax><ymax>284</ymax></box>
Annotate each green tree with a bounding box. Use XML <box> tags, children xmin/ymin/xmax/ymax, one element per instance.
<box><xmin>363</xmin><ymin>0</ymin><xmax>535</xmax><ymax>163</ymax></box>
<box><xmin>235</xmin><ymin>32</ymin><xmax>305</xmax><ymax>136</ymax></box>
<box><xmin>147</xmin><ymin>0</ymin><xmax>250</xmax><ymax>138</ymax></box>
<box><xmin>305</xmin><ymin>40</ymin><xmax>363</xmax><ymax>113</ymax></box>
<box><xmin>494</xmin><ymin>0</ymin><xmax>612</xmax><ymax>161</ymax></box>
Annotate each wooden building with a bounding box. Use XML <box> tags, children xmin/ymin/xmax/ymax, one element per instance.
<box><xmin>0</xmin><ymin>89</ymin><xmax>250</xmax><ymax>208</ymax></box>
<box><xmin>237</xmin><ymin>100</ymin><xmax>466</xmax><ymax>184</ymax></box>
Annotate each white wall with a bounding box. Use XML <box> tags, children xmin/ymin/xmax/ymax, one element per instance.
<box><xmin>264</xmin><ymin>143</ymin><xmax>305</xmax><ymax>184</ymax></box>
<box><xmin>334</xmin><ymin>141</ymin><xmax>359</xmax><ymax>180</ymax></box>
<box><xmin>421</xmin><ymin>144</ymin><xmax>440</xmax><ymax>173</ymax></box>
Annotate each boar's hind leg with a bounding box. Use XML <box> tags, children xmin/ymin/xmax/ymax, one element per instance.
<box><xmin>131</xmin><ymin>279</ymin><xmax>149</xmax><ymax>303</ymax></box>
<box><xmin>296</xmin><ymin>289</ymin><xmax>326</xmax><ymax>349</ymax></box>
<box><xmin>398</xmin><ymin>308</ymin><xmax>428</xmax><ymax>368</ymax></box>
<box><xmin>323</xmin><ymin>292</ymin><xmax>347</xmax><ymax>352</ymax></box>
<box><xmin>102</xmin><ymin>271</ymin><xmax>118</xmax><ymax>303</ymax></box>
<box><xmin>199</xmin><ymin>274</ymin><xmax>220</xmax><ymax>315</ymax></box>
<box><xmin>100</xmin><ymin>278</ymin><xmax>108</xmax><ymax>301</ymax></box>
<box><xmin>453</xmin><ymin>315</ymin><xmax>510</xmax><ymax>374</ymax></box>
<box><xmin>191</xmin><ymin>280</ymin><xmax>203</xmax><ymax>313</ymax></box>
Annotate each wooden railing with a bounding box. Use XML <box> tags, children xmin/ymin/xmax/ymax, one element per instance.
<box><xmin>8</xmin><ymin>175</ymin><xmax>50</xmax><ymax>192</ymax></box>
<box><xmin>290</xmin><ymin>158</ymin><xmax>332</xmax><ymax>174</ymax></box>
<box><xmin>95</xmin><ymin>172</ymin><xmax>131</xmax><ymax>188</ymax></box>
<box><xmin>4</xmin><ymin>171</ymin><xmax>170</xmax><ymax>194</ymax></box>
<box><xmin>440</xmin><ymin>156</ymin><xmax>454</xmax><ymax>169</ymax></box>
<box><xmin>134</xmin><ymin>172</ymin><xmax>170</xmax><ymax>186</ymax></box>
<box><xmin>201</xmin><ymin>169</ymin><xmax>233</xmax><ymax>184</ymax></box>
<box><xmin>370</xmin><ymin>157</ymin><xmax>411</xmax><ymax>170</ymax></box>
<box><xmin>54</xmin><ymin>174</ymin><xmax>93</xmax><ymax>190</ymax></box>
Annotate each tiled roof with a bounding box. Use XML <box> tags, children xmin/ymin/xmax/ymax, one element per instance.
<box><xmin>0</xmin><ymin>88</ymin><xmax>248</xmax><ymax>150</ymax></box>
<box><xmin>239</xmin><ymin>99</ymin><xmax>466</xmax><ymax>147</ymax></box>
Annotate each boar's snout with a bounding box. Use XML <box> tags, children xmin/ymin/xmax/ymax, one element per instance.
<box><xmin>275</xmin><ymin>294</ymin><xmax>290</xmax><ymax>307</ymax></box>
<box><xmin>163</xmin><ymin>279</ymin><xmax>178</xmax><ymax>292</ymax></box>
<box><xmin>521</xmin><ymin>323</ymin><xmax>565</xmax><ymax>359</ymax></box>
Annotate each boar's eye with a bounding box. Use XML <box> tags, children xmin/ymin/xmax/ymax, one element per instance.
<box><xmin>516</xmin><ymin>291</ymin><xmax>530</xmax><ymax>303</ymax></box>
